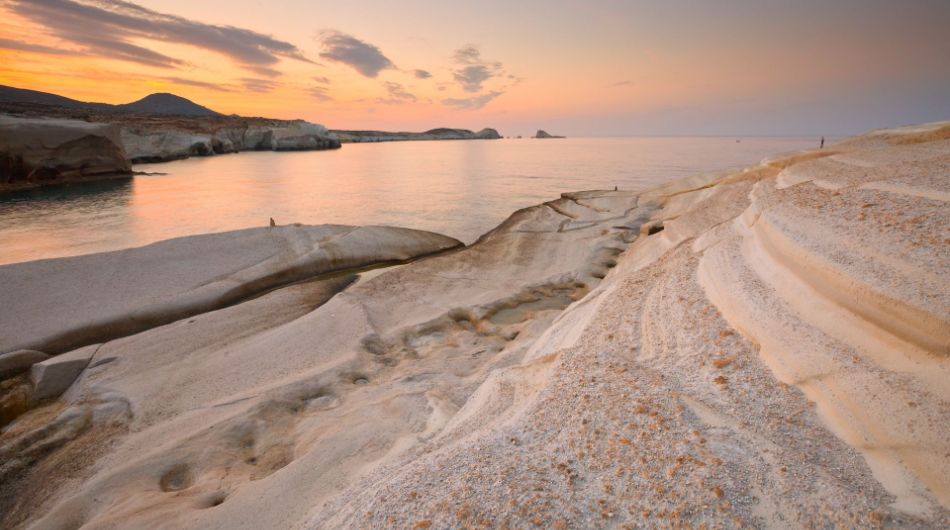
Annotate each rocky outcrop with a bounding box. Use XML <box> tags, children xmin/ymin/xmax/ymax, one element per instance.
<box><xmin>0</xmin><ymin>224</ymin><xmax>462</xmax><ymax>357</ymax></box>
<box><xmin>332</xmin><ymin>127</ymin><xmax>502</xmax><ymax>143</ymax></box>
<box><xmin>0</xmin><ymin>116</ymin><xmax>132</xmax><ymax>190</ymax></box>
<box><xmin>0</xmin><ymin>350</ymin><xmax>49</xmax><ymax>380</ymax></box>
<box><xmin>534</xmin><ymin>129</ymin><xmax>565</xmax><ymax>138</ymax></box>
<box><xmin>30</xmin><ymin>344</ymin><xmax>99</xmax><ymax>400</ymax></box>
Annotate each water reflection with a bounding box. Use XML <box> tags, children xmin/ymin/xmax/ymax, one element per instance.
<box><xmin>0</xmin><ymin>137</ymin><xmax>817</xmax><ymax>265</ymax></box>
<box><xmin>0</xmin><ymin>179</ymin><xmax>135</xmax><ymax>263</ymax></box>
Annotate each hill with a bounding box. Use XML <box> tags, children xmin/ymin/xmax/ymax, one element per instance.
<box><xmin>114</xmin><ymin>93</ymin><xmax>220</xmax><ymax>117</ymax></box>
<box><xmin>0</xmin><ymin>85</ymin><xmax>106</xmax><ymax>109</ymax></box>
<box><xmin>0</xmin><ymin>85</ymin><xmax>219</xmax><ymax>116</ymax></box>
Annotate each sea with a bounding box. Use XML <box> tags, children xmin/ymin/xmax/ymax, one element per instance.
<box><xmin>0</xmin><ymin>136</ymin><xmax>820</xmax><ymax>265</ymax></box>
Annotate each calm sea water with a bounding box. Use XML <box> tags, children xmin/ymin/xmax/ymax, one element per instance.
<box><xmin>0</xmin><ymin>137</ymin><xmax>818</xmax><ymax>265</ymax></box>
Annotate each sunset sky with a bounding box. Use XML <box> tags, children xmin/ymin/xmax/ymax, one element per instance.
<box><xmin>1</xmin><ymin>0</ymin><xmax>948</xmax><ymax>136</ymax></box>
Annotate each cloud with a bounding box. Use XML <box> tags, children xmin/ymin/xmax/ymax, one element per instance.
<box><xmin>313</xmin><ymin>76</ymin><xmax>331</xmax><ymax>84</ymax></box>
<box><xmin>0</xmin><ymin>37</ymin><xmax>84</xmax><ymax>56</ymax></box>
<box><xmin>6</xmin><ymin>0</ymin><xmax>311</xmax><ymax>72</ymax></box>
<box><xmin>413</xmin><ymin>69</ymin><xmax>432</xmax><ymax>79</ymax></box>
<box><xmin>454</xmin><ymin>65</ymin><xmax>493</xmax><ymax>93</ymax></box>
<box><xmin>442</xmin><ymin>90</ymin><xmax>502</xmax><ymax>110</ymax></box>
<box><xmin>317</xmin><ymin>31</ymin><xmax>393</xmax><ymax>77</ymax></box>
<box><xmin>241</xmin><ymin>78</ymin><xmax>279</xmax><ymax>93</ymax></box>
<box><xmin>450</xmin><ymin>45</ymin><xmax>504</xmax><ymax>93</ymax></box>
<box><xmin>453</xmin><ymin>46</ymin><xmax>482</xmax><ymax>65</ymax></box>
<box><xmin>310</xmin><ymin>85</ymin><xmax>332</xmax><ymax>102</ymax></box>
<box><xmin>247</xmin><ymin>65</ymin><xmax>282</xmax><ymax>78</ymax></box>
<box><xmin>161</xmin><ymin>76</ymin><xmax>235</xmax><ymax>92</ymax></box>
<box><xmin>73</xmin><ymin>34</ymin><xmax>186</xmax><ymax>68</ymax></box>
<box><xmin>376</xmin><ymin>81</ymin><xmax>416</xmax><ymax>104</ymax></box>
<box><xmin>611</xmin><ymin>80</ymin><xmax>634</xmax><ymax>87</ymax></box>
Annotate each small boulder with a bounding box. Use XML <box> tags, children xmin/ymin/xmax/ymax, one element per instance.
<box><xmin>0</xmin><ymin>349</ymin><xmax>50</xmax><ymax>380</ymax></box>
<box><xmin>31</xmin><ymin>343</ymin><xmax>99</xmax><ymax>400</ymax></box>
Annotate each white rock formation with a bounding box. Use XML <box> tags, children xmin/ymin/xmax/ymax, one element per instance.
<box><xmin>0</xmin><ymin>224</ymin><xmax>461</xmax><ymax>356</ymax></box>
<box><xmin>1</xmin><ymin>121</ymin><xmax>948</xmax><ymax>529</ymax></box>
<box><xmin>120</xmin><ymin>120</ymin><xmax>339</xmax><ymax>163</ymax></box>
<box><xmin>0</xmin><ymin>116</ymin><xmax>131</xmax><ymax>189</ymax></box>
<box><xmin>119</xmin><ymin>127</ymin><xmax>213</xmax><ymax>162</ymax></box>
<box><xmin>30</xmin><ymin>344</ymin><xmax>99</xmax><ymax>400</ymax></box>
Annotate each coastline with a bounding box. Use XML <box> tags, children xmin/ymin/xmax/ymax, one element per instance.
<box><xmin>0</xmin><ymin>108</ymin><xmax>341</xmax><ymax>192</ymax></box>
<box><xmin>330</xmin><ymin>127</ymin><xmax>501</xmax><ymax>143</ymax></box>
<box><xmin>0</xmin><ymin>96</ymin><xmax>502</xmax><ymax>192</ymax></box>
<box><xmin>1</xmin><ymin>121</ymin><xmax>947</xmax><ymax>528</ymax></box>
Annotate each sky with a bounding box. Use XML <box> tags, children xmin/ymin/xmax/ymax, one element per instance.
<box><xmin>0</xmin><ymin>0</ymin><xmax>948</xmax><ymax>136</ymax></box>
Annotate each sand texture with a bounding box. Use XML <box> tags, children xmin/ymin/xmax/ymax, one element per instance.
<box><xmin>0</xmin><ymin>122</ymin><xmax>947</xmax><ymax>529</ymax></box>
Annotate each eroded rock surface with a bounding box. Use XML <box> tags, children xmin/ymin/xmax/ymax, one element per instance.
<box><xmin>1</xmin><ymin>187</ymin><xmax>648</xmax><ymax>529</ymax></box>
<box><xmin>0</xmin><ymin>224</ymin><xmax>462</xmax><ymax>356</ymax></box>
<box><xmin>1</xmin><ymin>122</ymin><xmax>948</xmax><ymax>529</ymax></box>
<box><xmin>314</xmin><ymin>122</ymin><xmax>949</xmax><ymax>529</ymax></box>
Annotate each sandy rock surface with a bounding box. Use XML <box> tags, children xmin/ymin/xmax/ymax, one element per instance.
<box><xmin>1</xmin><ymin>122</ymin><xmax>948</xmax><ymax>529</ymax></box>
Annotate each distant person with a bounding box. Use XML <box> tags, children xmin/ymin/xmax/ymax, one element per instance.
<box><xmin>820</xmin><ymin>136</ymin><xmax>825</xmax><ymax>149</ymax></box>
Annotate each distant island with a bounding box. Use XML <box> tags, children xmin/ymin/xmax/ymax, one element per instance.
<box><xmin>534</xmin><ymin>129</ymin><xmax>565</xmax><ymax>138</ymax></box>
<box><xmin>0</xmin><ymin>85</ymin><xmax>503</xmax><ymax>191</ymax></box>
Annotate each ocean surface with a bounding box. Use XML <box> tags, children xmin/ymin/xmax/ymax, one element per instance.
<box><xmin>0</xmin><ymin>136</ymin><xmax>819</xmax><ymax>265</ymax></box>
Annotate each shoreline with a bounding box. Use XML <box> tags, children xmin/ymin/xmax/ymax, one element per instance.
<box><xmin>0</xmin><ymin>98</ymin><xmax>504</xmax><ymax>192</ymax></box>
<box><xmin>0</xmin><ymin>121</ymin><xmax>948</xmax><ymax>528</ymax></box>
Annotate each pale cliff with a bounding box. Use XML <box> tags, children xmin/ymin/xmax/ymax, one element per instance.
<box><xmin>0</xmin><ymin>122</ymin><xmax>947</xmax><ymax>529</ymax></box>
<box><xmin>120</xmin><ymin>118</ymin><xmax>340</xmax><ymax>164</ymax></box>
<box><xmin>0</xmin><ymin>112</ymin><xmax>340</xmax><ymax>190</ymax></box>
<box><xmin>0</xmin><ymin>94</ymin><xmax>341</xmax><ymax>190</ymax></box>
<box><xmin>0</xmin><ymin>116</ymin><xmax>132</xmax><ymax>190</ymax></box>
